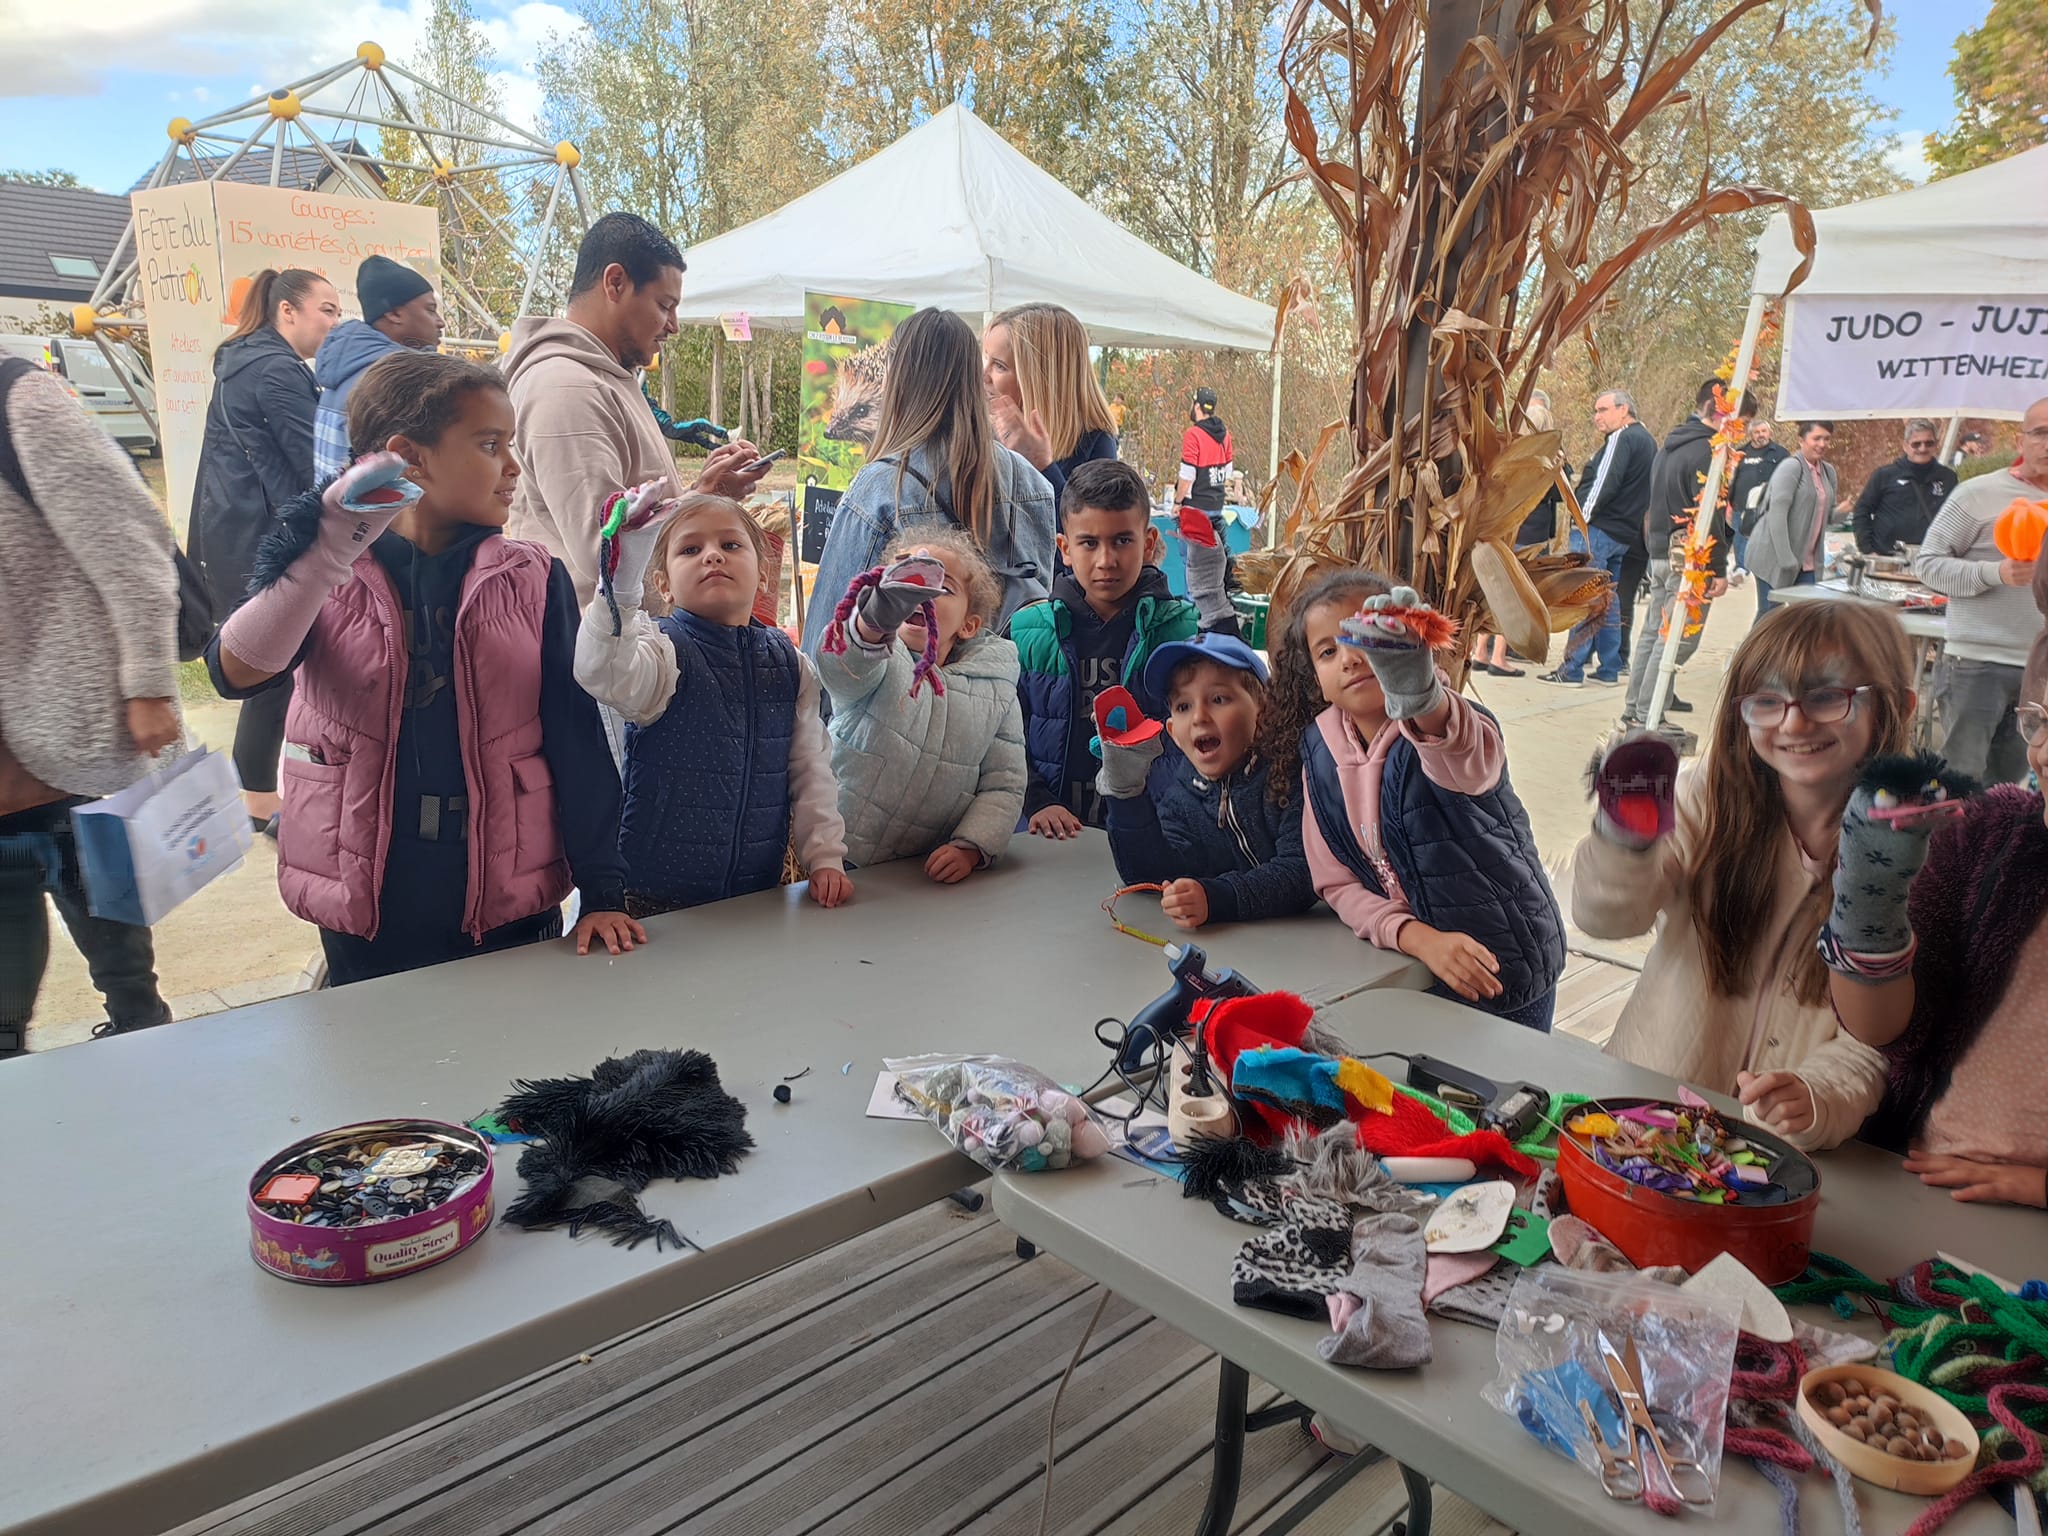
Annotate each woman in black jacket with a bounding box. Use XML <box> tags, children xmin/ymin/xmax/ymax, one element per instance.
<box><xmin>188</xmin><ymin>267</ymin><xmax>338</xmax><ymax>830</ymax></box>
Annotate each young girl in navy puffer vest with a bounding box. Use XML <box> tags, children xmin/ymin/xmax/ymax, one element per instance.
<box><xmin>208</xmin><ymin>351</ymin><xmax>641</xmax><ymax>985</ymax></box>
<box><xmin>574</xmin><ymin>487</ymin><xmax>850</xmax><ymax>915</ymax></box>
<box><xmin>1261</xmin><ymin>569</ymin><xmax>1564</xmax><ymax>1030</ymax></box>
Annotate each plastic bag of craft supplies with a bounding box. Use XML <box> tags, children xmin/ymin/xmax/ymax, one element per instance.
<box><xmin>882</xmin><ymin>1054</ymin><xmax>1113</xmax><ymax>1173</ymax></box>
<box><xmin>1482</xmin><ymin>1266</ymin><xmax>1740</xmax><ymax>1510</ymax></box>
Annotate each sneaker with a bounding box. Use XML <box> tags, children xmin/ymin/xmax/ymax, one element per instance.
<box><xmin>1537</xmin><ymin>670</ymin><xmax>1583</xmax><ymax>687</ymax></box>
<box><xmin>1666</xmin><ymin>695</ymin><xmax>1694</xmax><ymax>714</ymax></box>
<box><xmin>1588</xmin><ymin>673</ymin><xmax>1622</xmax><ymax>686</ymax></box>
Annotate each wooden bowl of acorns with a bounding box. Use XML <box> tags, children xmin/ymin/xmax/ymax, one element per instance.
<box><xmin>1797</xmin><ymin>1365</ymin><xmax>1980</xmax><ymax>1494</ymax></box>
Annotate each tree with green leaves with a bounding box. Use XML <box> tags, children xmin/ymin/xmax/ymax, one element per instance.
<box><xmin>1</xmin><ymin>169</ymin><xmax>83</xmax><ymax>187</ymax></box>
<box><xmin>1925</xmin><ymin>0</ymin><xmax>2048</xmax><ymax>178</ymax></box>
<box><xmin>377</xmin><ymin>0</ymin><xmax>534</xmax><ymax>338</ymax></box>
<box><xmin>1557</xmin><ymin>0</ymin><xmax>1905</xmax><ymax>446</ymax></box>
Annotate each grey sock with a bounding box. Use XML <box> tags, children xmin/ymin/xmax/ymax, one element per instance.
<box><xmin>1316</xmin><ymin>1212</ymin><xmax>1432</xmax><ymax>1368</ymax></box>
<box><xmin>1184</xmin><ymin>535</ymin><xmax>1236</xmax><ymax>631</ymax></box>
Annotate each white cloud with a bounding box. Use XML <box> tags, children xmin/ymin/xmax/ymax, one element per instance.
<box><xmin>1883</xmin><ymin>130</ymin><xmax>1933</xmax><ymax>186</ymax></box>
<box><xmin>3</xmin><ymin>0</ymin><xmax>578</xmax><ymax>127</ymax></box>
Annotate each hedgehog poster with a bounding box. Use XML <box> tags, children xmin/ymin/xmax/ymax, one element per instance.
<box><xmin>798</xmin><ymin>290</ymin><xmax>915</xmax><ymax>562</ymax></box>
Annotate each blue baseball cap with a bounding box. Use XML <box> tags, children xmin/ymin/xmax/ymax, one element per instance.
<box><xmin>1141</xmin><ymin>632</ymin><xmax>1268</xmax><ymax>712</ymax></box>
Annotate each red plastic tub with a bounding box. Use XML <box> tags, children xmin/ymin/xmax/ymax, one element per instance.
<box><xmin>1555</xmin><ymin>1096</ymin><xmax>1820</xmax><ymax>1284</ymax></box>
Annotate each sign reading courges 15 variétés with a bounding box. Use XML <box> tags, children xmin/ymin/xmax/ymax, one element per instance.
<box><xmin>1776</xmin><ymin>295</ymin><xmax>2048</xmax><ymax>421</ymax></box>
<box><xmin>130</xmin><ymin>181</ymin><xmax>438</xmax><ymax>529</ymax></box>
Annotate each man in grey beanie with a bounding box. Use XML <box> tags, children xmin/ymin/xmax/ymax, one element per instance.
<box><xmin>311</xmin><ymin>255</ymin><xmax>444</xmax><ymax>479</ymax></box>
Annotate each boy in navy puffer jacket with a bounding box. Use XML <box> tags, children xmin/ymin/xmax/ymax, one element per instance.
<box><xmin>1094</xmin><ymin>634</ymin><xmax>1314</xmax><ymax>928</ymax></box>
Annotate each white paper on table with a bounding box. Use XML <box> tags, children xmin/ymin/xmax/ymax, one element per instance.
<box><xmin>866</xmin><ymin>1071</ymin><xmax>925</xmax><ymax>1121</ymax></box>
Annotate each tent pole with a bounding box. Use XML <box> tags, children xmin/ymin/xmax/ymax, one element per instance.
<box><xmin>1940</xmin><ymin>413</ymin><xmax>1964</xmax><ymax>462</ymax></box>
<box><xmin>711</xmin><ymin>331</ymin><xmax>726</xmax><ymax>428</ymax></box>
<box><xmin>1646</xmin><ymin>291</ymin><xmax>1768</xmax><ymax>732</ymax></box>
<box><xmin>1267</xmin><ymin>345</ymin><xmax>1285</xmax><ymax>551</ymax></box>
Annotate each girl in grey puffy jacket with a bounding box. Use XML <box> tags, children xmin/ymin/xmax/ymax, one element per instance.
<box><xmin>817</xmin><ymin>530</ymin><xmax>1027</xmax><ymax>878</ymax></box>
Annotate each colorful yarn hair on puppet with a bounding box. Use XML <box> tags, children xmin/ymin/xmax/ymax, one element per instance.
<box><xmin>819</xmin><ymin>564</ymin><xmax>946</xmax><ymax>699</ymax></box>
<box><xmin>597</xmin><ymin>480</ymin><xmax>677</xmax><ymax>637</ymax></box>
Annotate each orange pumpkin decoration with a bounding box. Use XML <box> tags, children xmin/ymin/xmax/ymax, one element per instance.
<box><xmin>1993</xmin><ymin>497</ymin><xmax>2048</xmax><ymax>562</ymax></box>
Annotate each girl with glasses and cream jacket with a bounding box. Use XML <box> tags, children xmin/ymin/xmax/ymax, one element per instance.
<box><xmin>1568</xmin><ymin>601</ymin><xmax>1917</xmax><ymax>1151</ymax></box>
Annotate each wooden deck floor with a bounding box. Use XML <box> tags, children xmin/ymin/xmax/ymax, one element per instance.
<box><xmin>173</xmin><ymin>1203</ymin><xmax>1515</xmax><ymax>1536</ymax></box>
<box><xmin>1549</xmin><ymin>951</ymin><xmax>1638</xmax><ymax>1048</ymax></box>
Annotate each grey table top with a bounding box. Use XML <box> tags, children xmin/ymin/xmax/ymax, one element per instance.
<box><xmin>996</xmin><ymin>987</ymin><xmax>2035</xmax><ymax>1536</ymax></box>
<box><xmin>0</xmin><ymin>831</ymin><xmax>1423</xmax><ymax>1536</ymax></box>
<box><xmin>1766</xmin><ymin>580</ymin><xmax>1949</xmax><ymax>640</ymax></box>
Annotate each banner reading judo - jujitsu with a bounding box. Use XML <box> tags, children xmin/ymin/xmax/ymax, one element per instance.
<box><xmin>1777</xmin><ymin>294</ymin><xmax>2048</xmax><ymax>422</ymax></box>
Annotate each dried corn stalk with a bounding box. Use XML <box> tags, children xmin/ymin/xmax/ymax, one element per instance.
<box><xmin>1262</xmin><ymin>0</ymin><xmax>1829</xmax><ymax>676</ymax></box>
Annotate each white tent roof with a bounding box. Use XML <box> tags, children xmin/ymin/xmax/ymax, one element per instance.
<box><xmin>1751</xmin><ymin>144</ymin><xmax>2048</xmax><ymax>297</ymax></box>
<box><xmin>673</xmin><ymin>104</ymin><xmax>1275</xmax><ymax>352</ymax></box>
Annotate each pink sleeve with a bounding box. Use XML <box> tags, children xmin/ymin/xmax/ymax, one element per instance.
<box><xmin>1399</xmin><ymin>687</ymin><xmax>1503</xmax><ymax>796</ymax></box>
<box><xmin>1299</xmin><ymin>777</ymin><xmax>1416</xmax><ymax>951</ymax></box>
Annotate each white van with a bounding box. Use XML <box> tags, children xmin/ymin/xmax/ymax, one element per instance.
<box><xmin>0</xmin><ymin>334</ymin><xmax>159</xmax><ymax>456</ymax></box>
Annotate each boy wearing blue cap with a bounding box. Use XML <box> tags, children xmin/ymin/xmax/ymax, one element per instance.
<box><xmin>1092</xmin><ymin>632</ymin><xmax>1315</xmax><ymax>927</ymax></box>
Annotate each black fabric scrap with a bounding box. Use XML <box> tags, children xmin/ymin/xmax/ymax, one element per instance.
<box><xmin>496</xmin><ymin>1048</ymin><xmax>754</xmax><ymax>1251</ymax></box>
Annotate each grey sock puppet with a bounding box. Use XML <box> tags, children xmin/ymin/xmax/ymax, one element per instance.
<box><xmin>1820</xmin><ymin>752</ymin><xmax>1975</xmax><ymax>980</ymax></box>
<box><xmin>1318</xmin><ymin>1212</ymin><xmax>1432</xmax><ymax>1369</ymax></box>
<box><xmin>1338</xmin><ymin>587</ymin><xmax>1445</xmax><ymax>721</ymax></box>
<box><xmin>1183</xmin><ymin>526</ymin><xmax>1237</xmax><ymax>632</ymax></box>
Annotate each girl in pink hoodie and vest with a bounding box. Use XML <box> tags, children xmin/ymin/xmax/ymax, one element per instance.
<box><xmin>208</xmin><ymin>351</ymin><xmax>643</xmax><ymax>984</ymax></box>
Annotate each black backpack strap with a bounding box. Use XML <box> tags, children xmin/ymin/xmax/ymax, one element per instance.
<box><xmin>0</xmin><ymin>356</ymin><xmax>36</xmax><ymax>508</ymax></box>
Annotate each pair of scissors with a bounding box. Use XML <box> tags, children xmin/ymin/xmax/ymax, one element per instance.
<box><xmin>1596</xmin><ymin>1331</ymin><xmax>1715</xmax><ymax>1505</ymax></box>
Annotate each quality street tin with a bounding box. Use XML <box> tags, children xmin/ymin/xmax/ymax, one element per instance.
<box><xmin>247</xmin><ymin>1118</ymin><xmax>494</xmax><ymax>1285</ymax></box>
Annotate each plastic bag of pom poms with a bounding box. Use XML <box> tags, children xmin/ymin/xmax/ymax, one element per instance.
<box><xmin>882</xmin><ymin>1054</ymin><xmax>1115</xmax><ymax>1173</ymax></box>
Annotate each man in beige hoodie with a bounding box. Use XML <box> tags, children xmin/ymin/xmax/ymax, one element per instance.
<box><xmin>506</xmin><ymin>211</ymin><xmax>767</xmax><ymax>607</ymax></box>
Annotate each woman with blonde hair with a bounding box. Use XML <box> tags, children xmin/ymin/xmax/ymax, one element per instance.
<box><xmin>806</xmin><ymin>308</ymin><xmax>1055</xmax><ymax>646</ymax></box>
<box><xmin>1571</xmin><ymin>600</ymin><xmax>1916</xmax><ymax>1150</ymax></box>
<box><xmin>982</xmin><ymin>302</ymin><xmax>1120</xmax><ymax>500</ymax></box>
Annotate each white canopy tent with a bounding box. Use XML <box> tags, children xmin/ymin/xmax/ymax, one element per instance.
<box><xmin>1644</xmin><ymin>146</ymin><xmax>2048</xmax><ymax>731</ymax></box>
<box><xmin>673</xmin><ymin>103</ymin><xmax>1275</xmax><ymax>353</ymax></box>
<box><xmin>1749</xmin><ymin>144</ymin><xmax>2048</xmax><ymax>424</ymax></box>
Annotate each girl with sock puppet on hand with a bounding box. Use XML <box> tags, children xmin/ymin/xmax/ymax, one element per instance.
<box><xmin>575</xmin><ymin>486</ymin><xmax>850</xmax><ymax>915</ymax></box>
<box><xmin>1091</xmin><ymin>632</ymin><xmax>1315</xmax><ymax>928</ymax></box>
<box><xmin>207</xmin><ymin>350</ymin><xmax>641</xmax><ymax>985</ymax></box>
<box><xmin>1262</xmin><ymin>570</ymin><xmax>1564</xmax><ymax>1029</ymax></box>
<box><xmin>1573</xmin><ymin>600</ymin><xmax>1914</xmax><ymax>1151</ymax></box>
<box><xmin>815</xmin><ymin>528</ymin><xmax>1027</xmax><ymax>881</ymax></box>
<box><xmin>1816</xmin><ymin>680</ymin><xmax>2048</xmax><ymax>1207</ymax></box>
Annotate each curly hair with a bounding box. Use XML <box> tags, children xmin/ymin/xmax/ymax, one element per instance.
<box><xmin>347</xmin><ymin>350</ymin><xmax>506</xmax><ymax>461</ymax></box>
<box><xmin>1256</xmin><ymin>567</ymin><xmax>1392</xmax><ymax>806</ymax></box>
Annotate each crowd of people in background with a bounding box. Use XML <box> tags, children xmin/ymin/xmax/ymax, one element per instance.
<box><xmin>2</xmin><ymin>208</ymin><xmax>2041</xmax><ymax>1209</ymax></box>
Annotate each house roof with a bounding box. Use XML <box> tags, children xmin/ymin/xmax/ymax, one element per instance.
<box><xmin>131</xmin><ymin>136</ymin><xmax>388</xmax><ymax>195</ymax></box>
<box><xmin>0</xmin><ymin>182</ymin><xmax>132</xmax><ymax>303</ymax></box>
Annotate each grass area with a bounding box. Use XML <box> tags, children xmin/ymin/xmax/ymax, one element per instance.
<box><xmin>177</xmin><ymin>657</ymin><xmax>214</xmax><ymax>706</ymax></box>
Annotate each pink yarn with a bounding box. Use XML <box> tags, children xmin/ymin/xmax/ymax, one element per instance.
<box><xmin>1902</xmin><ymin>1383</ymin><xmax>2048</xmax><ymax>1536</ymax></box>
<box><xmin>821</xmin><ymin>564</ymin><xmax>946</xmax><ymax>699</ymax></box>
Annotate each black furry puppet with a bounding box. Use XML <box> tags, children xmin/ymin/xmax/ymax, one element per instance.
<box><xmin>495</xmin><ymin>1049</ymin><xmax>754</xmax><ymax>1251</ymax></box>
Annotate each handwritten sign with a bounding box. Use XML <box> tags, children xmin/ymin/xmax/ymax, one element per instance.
<box><xmin>130</xmin><ymin>182</ymin><xmax>439</xmax><ymax>529</ymax></box>
<box><xmin>1778</xmin><ymin>294</ymin><xmax>2048</xmax><ymax>422</ymax></box>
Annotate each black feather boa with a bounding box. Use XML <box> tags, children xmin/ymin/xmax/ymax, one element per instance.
<box><xmin>496</xmin><ymin>1048</ymin><xmax>754</xmax><ymax>1251</ymax></box>
<box><xmin>245</xmin><ymin>480</ymin><xmax>339</xmax><ymax>595</ymax></box>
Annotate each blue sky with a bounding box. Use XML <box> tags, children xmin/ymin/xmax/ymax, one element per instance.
<box><xmin>0</xmin><ymin>0</ymin><xmax>1993</xmax><ymax>195</ymax></box>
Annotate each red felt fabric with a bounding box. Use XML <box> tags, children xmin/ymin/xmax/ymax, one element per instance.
<box><xmin>1197</xmin><ymin>990</ymin><xmax>1539</xmax><ymax>1177</ymax></box>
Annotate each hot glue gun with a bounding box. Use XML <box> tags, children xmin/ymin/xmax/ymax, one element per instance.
<box><xmin>1118</xmin><ymin>942</ymin><xmax>1261</xmax><ymax>1072</ymax></box>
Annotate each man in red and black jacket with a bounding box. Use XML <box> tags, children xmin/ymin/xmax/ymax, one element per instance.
<box><xmin>1175</xmin><ymin>388</ymin><xmax>1238</xmax><ymax>635</ymax></box>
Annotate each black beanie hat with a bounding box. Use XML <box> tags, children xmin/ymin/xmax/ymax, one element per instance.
<box><xmin>357</xmin><ymin>256</ymin><xmax>434</xmax><ymax>324</ymax></box>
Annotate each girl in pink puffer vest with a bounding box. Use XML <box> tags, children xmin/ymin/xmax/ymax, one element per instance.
<box><xmin>207</xmin><ymin>351</ymin><xmax>643</xmax><ymax>984</ymax></box>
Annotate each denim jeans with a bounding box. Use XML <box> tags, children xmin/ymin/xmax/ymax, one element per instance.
<box><xmin>0</xmin><ymin>800</ymin><xmax>171</xmax><ymax>1053</ymax></box>
<box><xmin>1562</xmin><ymin>527</ymin><xmax>1630</xmax><ymax>681</ymax></box>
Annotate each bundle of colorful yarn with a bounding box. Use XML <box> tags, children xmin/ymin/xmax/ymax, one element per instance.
<box><xmin>1571</xmin><ymin>1103</ymin><xmax>1772</xmax><ymax>1204</ymax></box>
<box><xmin>1774</xmin><ymin>1253</ymin><xmax>2048</xmax><ymax>1523</ymax></box>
